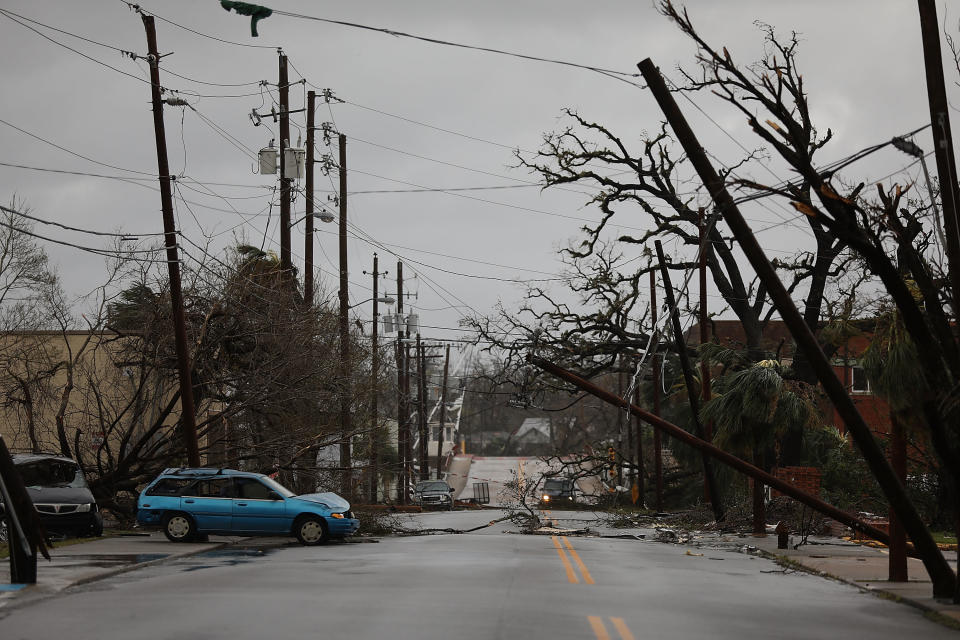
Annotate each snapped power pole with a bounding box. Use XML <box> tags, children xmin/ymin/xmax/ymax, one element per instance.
<box><xmin>639</xmin><ymin>56</ymin><xmax>955</xmax><ymax>598</ymax></box>
<box><xmin>141</xmin><ymin>14</ymin><xmax>200</xmax><ymax>466</ymax></box>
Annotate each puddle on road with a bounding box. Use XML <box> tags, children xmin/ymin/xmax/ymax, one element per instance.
<box><xmin>177</xmin><ymin>546</ymin><xmax>276</xmax><ymax>573</ymax></box>
<box><xmin>54</xmin><ymin>554</ymin><xmax>168</xmax><ymax>569</ymax></box>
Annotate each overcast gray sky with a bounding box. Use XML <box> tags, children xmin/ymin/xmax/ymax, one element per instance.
<box><xmin>0</xmin><ymin>1</ymin><xmax>954</xmax><ymax>354</ymax></box>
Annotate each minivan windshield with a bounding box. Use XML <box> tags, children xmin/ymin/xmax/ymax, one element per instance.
<box><xmin>416</xmin><ymin>481</ymin><xmax>449</xmax><ymax>492</ymax></box>
<box><xmin>543</xmin><ymin>479</ymin><xmax>571</xmax><ymax>490</ymax></box>
<box><xmin>16</xmin><ymin>459</ymin><xmax>88</xmax><ymax>489</ymax></box>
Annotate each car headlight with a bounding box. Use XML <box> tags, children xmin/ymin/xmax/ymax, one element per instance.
<box><xmin>330</xmin><ymin>513</ymin><xmax>344</xmax><ymax>519</ymax></box>
<box><xmin>541</xmin><ymin>495</ymin><xmax>550</xmax><ymax>502</ymax></box>
<box><xmin>76</xmin><ymin>503</ymin><xmax>93</xmax><ymax>513</ymax></box>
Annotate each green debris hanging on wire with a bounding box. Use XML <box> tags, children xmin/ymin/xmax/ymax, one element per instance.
<box><xmin>220</xmin><ymin>1</ymin><xmax>273</xmax><ymax>37</ymax></box>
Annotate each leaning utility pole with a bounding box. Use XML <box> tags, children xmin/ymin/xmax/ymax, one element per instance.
<box><xmin>655</xmin><ymin>240</ymin><xmax>724</xmax><ymax>521</ymax></box>
<box><xmin>396</xmin><ymin>261</ymin><xmax>407</xmax><ymax>504</ymax></box>
<box><xmin>279</xmin><ymin>52</ymin><xmax>292</xmax><ymax>275</ymax></box>
<box><xmin>338</xmin><ymin>132</ymin><xmax>352</xmax><ymax>496</ymax></box>
<box><xmin>142</xmin><ymin>14</ymin><xmax>200</xmax><ymax>466</ymax></box>
<box><xmin>639</xmin><ymin>56</ymin><xmax>956</xmax><ymax>598</ymax></box>
<box><xmin>369</xmin><ymin>254</ymin><xmax>381</xmax><ymax>503</ymax></box>
<box><xmin>436</xmin><ymin>344</ymin><xmax>450</xmax><ymax>480</ymax></box>
<box><xmin>651</xmin><ymin>271</ymin><xmax>663</xmax><ymax>512</ymax></box>
<box><xmin>304</xmin><ymin>90</ymin><xmax>316</xmax><ymax>305</ymax></box>
<box><xmin>917</xmin><ymin>0</ymin><xmax>960</xmax><ymax>318</ymax></box>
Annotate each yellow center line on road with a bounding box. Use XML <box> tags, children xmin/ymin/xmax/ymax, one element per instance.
<box><xmin>588</xmin><ymin>617</ymin><xmax>636</xmax><ymax>640</ymax></box>
<box><xmin>551</xmin><ymin>535</ymin><xmax>579</xmax><ymax>584</ymax></box>
<box><xmin>561</xmin><ymin>536</ymin><xmax>595</xmax><ymax>585</ymax></box>
<box><xmin>588</xmin><ymin>616</ymin><xmax>611</xmax><ymax>640</ymax></box>
<box><xmin>610</xmin><ymin>618</ymin><xmax>636</xmax><ymax>640</ymax></box>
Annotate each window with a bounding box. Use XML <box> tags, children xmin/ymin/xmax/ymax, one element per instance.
<box><xmin>235</xmin><ymin>477</ymin><xmax>274</xmax><ymax>500</ymax></box>
<box><xmin>146</xmin><ymin>478</ymin><xmax>192</xmax><ymax>496</ymax></box>
<box><xmin>184</xmin><ymin>477</ymin><xmax>234</xmax><ymax>498</ymax></box>
<box><xmin>851</xmin><ymin>366</ymin><xmax>871</xmax><ymax>394</ymax></box>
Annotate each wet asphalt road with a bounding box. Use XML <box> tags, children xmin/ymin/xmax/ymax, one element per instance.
<box><xmin>2</xmin><ymin>510</ymin><xmax>957</xmax><ymax>640</ymax></box>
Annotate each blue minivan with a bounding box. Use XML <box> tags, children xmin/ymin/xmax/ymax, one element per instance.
<box><xmin>136</xmin><ymin>468</ymin><xmax>359</xmax><ymax>545</ymax></box>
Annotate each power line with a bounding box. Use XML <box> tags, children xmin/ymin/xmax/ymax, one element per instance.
<box><xmin>0</xmin><ymin>204</ymin><xmax>165</xmax><ymax>239</ymax></box>
<box><xmin>0</xmin><ymin>117</ymin><xmax>157</xmax><ymax>177</ymax></box>
<box><xmin>122</xmin><ymin>0</ymin><xmax>278</xmax><ymax>50</ymax></box>
<box><xmin>269</xmin><ymin>8</ymin><xmax>644</xmax><ymax>87</ymax></box>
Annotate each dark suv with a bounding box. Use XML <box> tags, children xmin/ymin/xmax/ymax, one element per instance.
<box><xmin>539</xmin><ymin>478</ymin><xmax>577</xmax><ymax>505</ymax></box>
<box><xmin>413</xmin><ymin>480</ymin><xmax>456</xmax><ymax>510</ymax></box>
<box><xmin>0</xmin><ymin>454</ymin><xmax>103</xmax><ymax>539</ymax></box>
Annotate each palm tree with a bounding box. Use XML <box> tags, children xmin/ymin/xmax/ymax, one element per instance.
<box><xmin>700</xmin><ymin>354</ymin><xmax>816</xmax><ymax>534</ymax></box>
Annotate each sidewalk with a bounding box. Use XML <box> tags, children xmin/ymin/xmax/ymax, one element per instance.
<box><xmin>1</xmin><ymin>531</ymin><xmax>243</xmax><ymax>608</ymax></box>
<box><xmin>716</xmin><ymin>531</ymin><xmax>960</xmax><ymax>624</ymax></box>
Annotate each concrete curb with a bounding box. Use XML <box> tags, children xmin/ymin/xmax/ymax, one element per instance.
<box><xmin>757</xmin><ymin>549</ymin><xmax>953</xmax><ymax>622</ymax></box>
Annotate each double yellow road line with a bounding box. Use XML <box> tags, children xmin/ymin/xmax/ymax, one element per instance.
<box><xmin>587</xmin><ymin>616</ymin><xmax>636</xmax><ymax>640</ymax></box>
<box><xmin>548</xmin><ymin>532</ymin><xmax>635</xmax><ymax>638</ymax></box>
<box><xmin>551</xmin><ymin>535</ymin><xmax>594</xmax><ymax>585</ymax></box>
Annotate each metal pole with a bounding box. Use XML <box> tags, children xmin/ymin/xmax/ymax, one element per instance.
<box><xmin>304</xmin><ymin>90</ymin><xmax>315</xmax><ymax>305</ymax></box>
<box><xmin>370</xmin><ymin>254</ymin><xmax>380</xmax><ymax>503</ymax></box>
<box><xmin>279</xmin><ymin>53</ymin><xmax>292</xmax><ymax>275</ymax></box>
<box><xmin>338</xmin><ymin>133</ymin><xmax>352</xmax><ymax>497</ymax></box>
<box><xmin>639</xmin><ymin>56</ymin><xmax>955</xmax><ymax>598</ymax></box>
<box><xmin>142</xmin><ymin>14</ymin><xmax>200</xmax><ymax>466</ymax></box>
<box><xmin>654</xmin><ymin>240</ymin><xmax>724</xmax><ymax>521</ymax></box>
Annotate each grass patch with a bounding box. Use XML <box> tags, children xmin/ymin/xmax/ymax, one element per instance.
<box><xmin>930</xmin><ymin>531</ymin><xmax>957</xmax><ymax>545</ymax></box>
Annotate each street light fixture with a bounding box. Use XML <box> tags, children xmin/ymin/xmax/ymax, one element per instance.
<box><xmin>348</xmin><ymin>296</ymin><xmax>395</xmax><ymax>309</ymax></box>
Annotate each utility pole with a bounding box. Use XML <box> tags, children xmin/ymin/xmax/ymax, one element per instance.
<box><xmin>917</xmin><ymin>0</ymin><xmax>960</xmax><ymax>318</ymax></box>
<box><xmin>633</xmin><ymin>384</ymin><xmax>644</xmax><ymax>508</ymax></box>
<box><xmin>699</xmin><ymin>208</ymin><xmax>714</xmax><ymax>505</ymax></box>
<box><xmin>304</xmin><ymin>90</ymin><xmax>315</xmax><ymax>305</ymax></box>
<box><xmin>142</xmin><ymin>14</ymin><xmax>200</xmax><ymax>466</ymax></box>
<box><xmin>655</xmin><ymin>240</ymin><xmax>724</xmax><ymax>521</ymax></box>
<box><xmin>699</xmin><ymin>208</ymin><xmax>712</xmax><ymax>414</ymax></box>
<box><xmin>417</xmin><ymin>335</ymin><xmax>429</xmax><ymax>481</ymax></box>
<box><xmin>651</xmin><ymin>271</ymin><xmax>663</xmax><ymax>512</ymax></box>
<box><xmin>369</xmin><ymin>254</ymin><xmax>380</xmax><ymax>503</ymax></box>
<box><xmin>396</xmin><ymin>261</ymin><xmax>407</xmax><ymax>504</ymax></box>
<box><xmin>279</xmin><ymin>52</ymin><xmax>292</xmax><ymax>276</ymax></box>
<box><xmin>639</xmin><ymin>56</ymin><xmax>956</xmax><ymax>598</ymax></box>
<box><xmin>616</xmin><ymin>359</ymin><xmax>625</xmax><ymax>484</ymax></box>
<box><xmin>436</xmin><ymin>344</ymin><xmax>450</xmax><ymax>480</ymax></box>
<box><xmin>338</xmin><ymin>132</ymin><xmax>352</xmax><ymax>496</ymax></box>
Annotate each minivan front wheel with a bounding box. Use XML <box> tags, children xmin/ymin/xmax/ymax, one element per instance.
<box><xmin>295</xmin><ymin>515</ymin><xmax>329</xmax><ymax>546</ymax></box>
<box><xmin>162</xmin><ymin>512</ymin><xmax>196</xmax><ymax>542</ymax></box>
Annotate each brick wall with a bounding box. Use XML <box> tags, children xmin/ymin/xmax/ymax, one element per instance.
<box><xmin>771</xmin><ymin>466</ymin><xmax>821</xmax><ymax>498</ymax></box>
